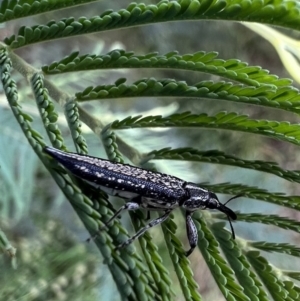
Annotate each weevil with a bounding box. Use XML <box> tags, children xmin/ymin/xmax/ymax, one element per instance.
<box><xmin>44</xmin><ymin>146</ymin><xmax>238</xmax><ymax>256</ymax></box>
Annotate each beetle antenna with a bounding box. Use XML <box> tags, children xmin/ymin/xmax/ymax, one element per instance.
<box><xmin>223</xmin><ymin>194</ymin><xmax>243</xmax><ymax>206</ymax></box>
<box><xmin>227</xmin><ymin>215</ymin><xmax>235</xmax><ymax>239</ymax></box>
<box><xmin>220</xmin><ymin>194</ymin><xmax>242</xmax><ymax>239</ymax></box>
<box><xmin>218</xmin><ymin>204</ymin><xmax>237</xmax><ymax>236</ymax></box>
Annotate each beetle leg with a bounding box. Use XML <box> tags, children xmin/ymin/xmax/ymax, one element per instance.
<box><xmin>115</xmin><ymin>210</ymin><xmax>172</xmax><ymax>250</ymax></box>
<box><xmin>127</xmin><ymin>195</ymin><xmax>151</xmax><ymax>220</ymax></box>
<box><xmin>104</xmin><ymin>202</ymin><xmax>141</xmax><ymax>227</ymax></box>
<box><xmin>87</xmin><ymin>201</ymin><xmax>141</xmax><ymax>242</ymax></box>
<box><xmin>185</xmin><ymin>212</ymin><xmax>198</xmax><ymax>257</ymax></box>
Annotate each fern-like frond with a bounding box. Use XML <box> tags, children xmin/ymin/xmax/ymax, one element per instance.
<box><xmin>212</xmin><ymin>225</ymin><xmax>270</xmax><ymax>301</ymax></box>
<box><xmin>42</xmin><ymin>50</ymin><xmax>291</xmax><ymax>87</ymax></box>
<box><xmin>218</xmin><ymin>213</ymin><xmax>300</xmax><ymax>235</ymax></box>
<box><xmin>194</xmin><ymin>215</ymin><xmax>250</xmax><ymax>301</ymax></box>
<box><xmin>75</xmin><ymin>78</ymin><xmax>300</xmax><ymax>113</ymax></box>
<box><xmin>145</xmin><ymin>147</ymin><xmax>300</xmax><ymax>183</ymax></box>
<box><xmin>31</xmin><ymin>73</ymin><xmax>66</xmax><ymax>150</ymax></box>
<box><xmin>110</xmin><ymin>112</ymin><xmax>300</xmax><ymax>146</ymax></box>
<box><xmin>247</xmin><ymin>251</ymin><xmax>299</xmax><ymax>301</ymax></box>
<box><xmin>64</xmin><ymin>99</ymin><xmax>88</xmax><ymax>155</ymax></box>
<box><xmin>251</xmin><ymin>242</ymin><xmax>300</xmax><ymax>257</ymax></box>
<box><xmin>0</xmin><ymin>0</ymin><xmax>98</xmax><ymax>23</ymax></box>
<box><xmin>0</xmin><ymin>48</ymin><xmax>44</xmax><ymax>153</ymax></box>
<box><xmin>1</xmin><ymin>48</ymin><xmax>160</xmax><ymax>301</ymax></box>
<box><xmin>160</xmin><ymin>217</ymin><xmax>202</xmax><ymax>301</ymax></box>
<box><xmin>200</xmin><ymin>182</ymin><xmax>300</xmax><ymax>210</ymax></box>
<box><xmin>3</xmin><ymin>0</ymin><xmax>300</xmax><ymax>299</ymax></box>
<box><xmin>5</xmin><ymin>0</ymin><xmax>300</xmax><ymax>48</ymax></box>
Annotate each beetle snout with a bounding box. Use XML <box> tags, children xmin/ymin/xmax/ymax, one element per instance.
<box><xmin>218</xmin><ymin>205</ymin><xmax>237</xmax><ymax>220</ymax></box>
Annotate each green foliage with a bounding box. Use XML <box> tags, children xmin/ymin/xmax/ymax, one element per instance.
<box><xmin>42</xmin><ymin>50</ymin><xmax>291</xmax><ymax>87</ymax></box>
<box><xmin>74</xmin><ymin>77</ymin><xmax>300</xmax><ymax>113</ymax></box>
<box><xmin>146</xmin><ymin>147</ymin><xmax>300</xmax><ymax>183</ymax></box>
<box><xmin>213</xmin><ymin>226</ymin><xmax>270</xmax><ymax>301</ymax></box>
<box><xmin>0</xmin><ymin>0</ymin><xmax>98</xmax><ymax>22</ymax></box>
<box><xmin>1</xmin><ymin>0</ymin><xmax>300</xmax><ymax>300</ymax></box>
<box><xmin>0</xmin><ymin>217</ymin><xmax>102</xmax><ymax>301</ymax></box>
<box><xmin>247</xmin><ymin>251</ymin><xmax>299</xmax><ymax>301</ymax></box>
<box><xmin>5</xmin><ymin>0</ymin><xmax>300</xmax><ymax>48</ymax></box>
<box><xmin>109</xmin><ymin>112</ymin><xmax>300</xmax><ymax>145</ymax></box>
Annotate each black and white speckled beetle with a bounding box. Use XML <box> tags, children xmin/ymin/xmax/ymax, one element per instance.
<box><xmin>44</xmin><ymin>146</ymin><xmax>238</xmax><ymax>256</ymax></box>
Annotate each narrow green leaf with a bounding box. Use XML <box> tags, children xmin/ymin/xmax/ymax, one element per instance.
<box><xmin>247</xmin><ymin>251</ymin><xmax>298</xmax><ymax>301</ymax></box>
<box><xmin>251</xmin><ymin>242</ymin><xmax>300</xmax><ymax>257</ymax></box>
<box><xmin>111</xmin><ymin>112</ymin><xmax>300</xmax><ymax>146</ymax></box>
<box><xmin>146</xmin><ymin>147</ymin><xmax>300</xmax><ymax>184</ymax></box>
<box><xmin>200</xmin><ymin>182</ymin><xmax>300</xmax><ymax>211</ymax></box>
<box><xmin>42</xmin><ymin>50</ymin><xmax>291</xmax><ymax>88</ymax></box>
<box><xmin>194</xmin><ymin>214</ymin><xmax>249</xmax><ymax>301</ymax></box>
<box><xmin>212</xmin><ymin>225</ymin><xmax>270</xmax><ymax>301</ymax></box>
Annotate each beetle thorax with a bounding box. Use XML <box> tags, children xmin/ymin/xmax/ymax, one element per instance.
<box><xmin>181</xmin><ymin>182</ymin><xmax>211</xmax><ymax>211</ymax></box>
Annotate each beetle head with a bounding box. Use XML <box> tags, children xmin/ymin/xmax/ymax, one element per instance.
<box><xmin>206</xmin><ymin>192</ymin><xmax>239</xmax><ymax>239</ymax></box>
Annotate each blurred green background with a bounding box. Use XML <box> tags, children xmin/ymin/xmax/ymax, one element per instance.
<box><xmin>1</xmin><ymin>1</ymin><xmax>300</xmax><ymax>300</ymax></box>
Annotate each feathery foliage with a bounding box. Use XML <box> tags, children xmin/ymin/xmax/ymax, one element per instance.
<box><xmin>1</xmin><ymin>0</ymin><xmax>300</xmax><ymax>300</ymax></box>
